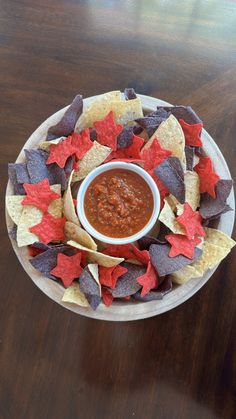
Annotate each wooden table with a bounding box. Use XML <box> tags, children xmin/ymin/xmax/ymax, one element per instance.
<box><xmin>1</xmin><ymin>1</ymin><xmax>235</xmax><ymax>418</ymax></box>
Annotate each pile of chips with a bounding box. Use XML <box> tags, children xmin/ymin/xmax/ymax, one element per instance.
<box><xmin>6</xmin><ymin>89</ymin><xmax>235</xmax><ymax>310</ymax></box>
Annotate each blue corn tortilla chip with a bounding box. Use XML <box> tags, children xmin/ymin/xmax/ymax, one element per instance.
<box><xmin>154</xmin><ymin>156</ymin><xmax>185</xmax><ymax>204</ymax></box>
<box><xmin>136</xmin><ymin>108</ymin><xmax>170</xmax><ymax>137</ymax></box>
<box><xmin>86</xmin><ymin>295</ymin><xmax>101</xmax><ymax>311</ymax></box>
<box><xmin>138</xmin><ymin>235</ymin><xmax>167</xmax><ymax>250</ymax></box>
<box><xmin>64</xmin><ymin>156</ymin><xmax>74</xmax><ymax>177</ymax></box>
<box><xmin>89</xmin><ymin>128</ymin><xmax>97</xmax><ymax>141</ymax></box>
<box><xmin>25</xmin><ymin>149</ymin><xmax>67</xmax><ymax>190</ymax></box>
<box><xmin>133</xmin><ymin>276</ymin><xmax>172</xmax><ymax>301</ymax></box>
<box><xmin>132</xmin><ymin>125</ymin><xmax>143</xmax><ymax>136</ymax></box>
<box><xmin>14</xmin><ymin>163</ymin><xmax>30</xmax><ymax>184</ymax></box>
<box><xmin>79</xmin><ymin>267</ymin><xmax>101</xmax><ymax>310</ymax></box>
<box><xmin>111</xmin><ymin>262</ymin><xmax>145</xmax><ymax>298</ymax></box>
<box><xmin>185</xmin><ymin>146</ymin><xmax>195</xmax><ymax>171</ymax></box>
<box><xmin>124</xmin><ymin>88</ymin><xmax>137</xmax><ymax>100</ymax></box>
<box><xmin>149</xmin><ymin>244</ymin><xmax>202</xmax><ymax>277</ymax></box>
<box><xmin>8</xmin><ymin>164</ymin><xmax>25</xmax><ymax>195</ymax></box>
<box><xmin>200</xmin><ymin>180</ymin><xmax>233</xmax><ymax>219</ymax></box>
<box><xmin>46</xmin><ymin>94</ymin><xmax>83</xmax><ymax>140</ymax></box>
<box><xmin>30</xmin><ymin>246</ymin><xmax>75</xmax><ymax>280</ymax></box>
<box><xmin>117</xmin><ymin>126</ymin><xmax>134</xmax><ymax>149</ymax></box>
<box><xmin>8</xmin><ymin>225</ymin><xmax>17</xmax><ymax>241</ymax></box>
<box><xmin>195</xmin><ymin>147</ymin><xmax>205</xmax><ymax>156</ymax></box>
<box><xmin>161</xmin><ymin>105</ymin><xmax>202</xmax><ymax>125</ymax></box>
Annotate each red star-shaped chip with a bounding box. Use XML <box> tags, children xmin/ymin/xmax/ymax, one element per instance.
<box><xmin>70</xmin><ymin>128</ymin><xmax>93</xmax><ymax>160</ymax></box>
<box><xmin>99</xmin><ymin>265</ymin><xmax>128</xmax><ymax>289</ymax></box>
<box><xmin>103</xmin><ymin>243</ymin><xmax>149</xmax><ymax>265</ymax></box>
<box><xmin>142</xmin><ymin>138</ymin><xmax>172</xmax><ymax>171</ymax></box>
<box><xmin>93</xmin><ymin>111</ymin><xmax>123</xmax><ymax>150</ymax></box>
<box><xmin>177</xmin><ymin>203</ymin><xmax>206</xmax><ymax>239</ymax></box>
<box><xmin>179</xmin><ymin>119</ymin><xmax>203</xmax><ymax>147</ymax></box>
<box><xmin>46</xmin><ymin>136</ymin><xmax>75</xmax><ymax>168</ymax></box>
<box><xmin>22</xmin><ymin>178</ymin><xmax>61</xmax><ymax>213</ymax></box>
<box><xmin>30</xmin><ymin>213</ymin><xmax>66</xmax><ymax>244</ymax></box>
<box><xmin>50</xmin><ymin>252</ymin><xmax>82</xmax><ymax>287</ymax></box>
<box><xmin>194</xmin><ymin>156</ymin><xmax>220</xmax><ymax>198</ymax></box>
<box><xmin>102</xmin><ymin>288</ymin><xmax>114</xmax><ymax>307</ymax></box>
<box><xmin>105</xmin><ymin>134</ymin><xmax>144</xmax><ymax>162</ymax></box>
<box><xmin>136</xmin><ymin>261</ymin><xmax>158</xmax><ymax>297</ymax></box>
<box><xmin>165</xmin><ymin>234</ymin><xmax>201</xmax><ymax>259</ymax></box>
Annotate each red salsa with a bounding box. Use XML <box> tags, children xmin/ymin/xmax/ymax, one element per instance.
<box><xmin>84</xmin><ymin>169</ymin><xmax>154</xmax><ymax>238</ymax></box>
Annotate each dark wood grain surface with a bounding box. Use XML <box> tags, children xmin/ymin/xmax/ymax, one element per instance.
<box><xmin>1</xmin><ymin>1</ymin><xmax>236</xmax><ymax>418</ymax></box>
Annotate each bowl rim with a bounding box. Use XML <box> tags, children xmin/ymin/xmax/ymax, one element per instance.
<box><xmin>5</xmin><ymin>93</ymin><xmax>235</xmax><ymax>321</ymax></box>
<box><xmin>77</xmin><ymin>161</ymin><xmax>160</xmax><ymax>245</ymax></box>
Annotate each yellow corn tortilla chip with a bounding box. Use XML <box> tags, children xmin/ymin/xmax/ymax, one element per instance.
<box><xmin>75</xmin><ymin>91</ymin><xmax>122</xmax><ymax>131</ymax></box>
<box><xmin>67</xmin><ymin>240</ymin><xmax>124</xmax><ymax>267</ymax></box>
<box><xmin>6</xmin><ymin>185</ymin><xmax>62</xmax><ymax>226</ymax></box>
<box><xmin>6</xmin><ymin>196</ymin><xmax>24</xmax><ymax>225</ymax></box>
<box><xmin>158</xmin><ymin>198</ymin><xmax>185</xmax><ymax>234</ymax></box>
<box><xmin>176</xmin><ymin>171</ymin><xmax>200</xmax><ymax>215</ymax></box>
<box><xmin>39</xmin><ymin>137</ymin><xmax>64</xmax><ymax>152</ymax></box>
<box><xmin>205</xmin><ymin>227</ymin><xmax>236</xmax><ymax>249</ymax></box>
<box><xmin>171</xmin><ymin>265</ymin><xmax>202</xmax><ymax>284</ymax></box>
<box><xmin>143</xmin><ymin>115</ymin><xmax>186</xmax><ymax>167</ymax></box>
<box><xmin>64</xmin><ymin>221</ymin><xmax>97</xmax><ymax>251</ymax></box>
<box><xmin>72</xmin><ymin>141</ymin><xmax>111</xmax><ymax>182</ymax></box>
<box><xmin>63</xmin><ymin>170</ymin><xmax>80</xmax><ymax>226</ymax></box>
<box><xmin>62</xmin><ymin>283</ymin><xmax>89</xmax><ymax>307</ymax></box>
<box><xmin>17</xmin><ymin>206</ymin><xmax>45</xmax><ymax>247</ymax></box>
<box><xmin>172</xmin><ymin>228</ymin><xmax>235</xmax><ymax>284</ymax></box>
<box><xmin>75</xmin><ymin>97</ymin><xmax>143</xmax><ymax>132</ymax></box>
<box><xmin>87</xmin><ymin>263</ymin><xmax>101</xmax><ymax>296</ymax></box>
<box><xmin>16</xmin><ymin>185</ymin><xmax>62</xmax><ymax>247</ymax></box>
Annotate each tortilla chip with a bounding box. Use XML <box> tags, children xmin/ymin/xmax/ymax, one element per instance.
<box><xmin>63</xmin><ymin>170</ymin><xmax>80</xmax><ymax>225</ymax></box>
<box><xmin>133</xmin><ymin>276</ymin><xmax>172</xmax><ymax>300</ymax></box>
<box><xmin>75</xmin><ymin>97</ymin><xmax>143</xmax><ymax>132</ymax></box>
<box><xmin>200</xmin><ymin>180</ymin><xmax>233</xmax><ymax>220</ymax></box>
<box><xmin>87</xmin><ymin>263</ymin><xmax>101</xmax><ymax>296</ymax></box>
<box><xmin>150</xmin><ymin>244</ymin><xmax>202</xmax><ymax>277</ymax></box>
<box><xmin>171</xmin><ymin>265</ymin><xmax>202</xmax><ymax>284</ymax></box>
<box><xmin>47</xmin><ymin>94</ymin><xmax>83</xmax><ymax>140</ymax></box>
<box><xmin>79</xmin><ymin>266</ymin><xmax>102</xmax><ymax>310</ymax></box>
<box><xmin>154</xmin><ymin>156</ymin><xmax>185</xmax><ymax>203</ymax></box>
<box><xmin>75</xmin><ymin>91</ymin><xmax>122</xmax><ymax>132</ymax></box>
<box><xmin>175</xmin><ymin>171</ymin><xmax>200</xmax><ymax>215</ymax></box>
<box><xmin>16</xmin><ymin>185</ymin><xmax>62</xmax><ymax>247</ymax></box>
<box><xmin>67</xmin><ymin>240</ymin><xmax>124</xmax><ymax>267</ymax></box>
<box><xmin>205</xmin><ymin>227</ymin><xmax>235</xmax><ymax>249</ymax></box>
<box><xmin>64</xmin><ymin>221</ymin><xmax>97</xmax><ymax>251</ymax></box>
<box><xmin>159</xmin><ymin>198</ymin><xmax>185</xmax><ymax>234</ymax></box>
<box><xmin>143</xmin><ymin>115</ymin><xmax>186</xmax><ymax>167</ymax></box>
<box><xmin>8</xmin><ymin>163</ymin><xmax>25</xmax><ymax>195</ymax></box>
<box><xmin>172</xmin><ymin>228</ymin><xmax>235</xmax><ymax>283</ymax></box>
<box><xmin>25</xmin><ymin>149</ymin><xmax>68</xmax><ymax>191</ymax></box>
<box><xmin>6</xmin><ymin>196</ymin><xmax>24</xmax><ymax>225</ymax></box>
<box><xmin>185</xmin><ymin>171</ymin><xmax>200</xmax><ymax>210</ymax></box>
<box><xmin>72</xmin><ymin>141</ymin><xmax>111</xmax><ymax>182</ymax></box>
<box><xmin>39</xmin><ymin>138</ymin><xmax>63</xmax><ymax>152</ymax></box>
<box><xmin>111</xmin><ymin>262</ymin><xmax>145</xmax><ymax>298</ymax></box>
<box><xmin>17</xmin><ymin>206</ymin><xmax>44</xmax><ymax>247</ymax></box>
<box><xmin>62</xmin><ymin>283</ymin><xmax>89</xmax><ymax>307</ymax></box>
<box><xmin>6</xmin><ymin>184</ymin><xmax>62</xmax><ymax>226</ymax></box>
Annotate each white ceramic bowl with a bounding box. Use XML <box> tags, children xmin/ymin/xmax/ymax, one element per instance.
<box><xmin>77</xmin><ymin>161</ymin><xmax>160</xmax><ymax>245</ymax></box>
<box><xmin>5</xmin><ymin>94</ymin><xmax>235</xmax><ymax>321</ymax></box>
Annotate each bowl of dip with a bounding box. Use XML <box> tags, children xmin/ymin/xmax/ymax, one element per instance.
<box><xmin>77</xmin><ymin>161</ymin><xmax>160</xmax><ymax>244</ymax></box>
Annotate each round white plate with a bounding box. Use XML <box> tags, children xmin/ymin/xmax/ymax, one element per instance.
<box><xmin>5</xmin><ymin>94</ymin><xmax>235</xmax><ymax>321</ymax></box>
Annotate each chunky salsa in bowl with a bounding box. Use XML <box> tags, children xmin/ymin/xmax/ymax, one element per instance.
<box><xmin>77</xmin><ymin>162</ymin><xmax>160</xmax><ymax>244</ymax></box>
